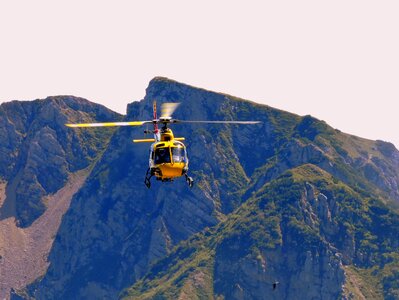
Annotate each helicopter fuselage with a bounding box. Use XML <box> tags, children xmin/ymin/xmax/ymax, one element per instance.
<box><xmin>142</xmin><ymin>127</ymin><xmax>193</xmax><ymax>188</ymax></box>
<box><xmin>149</xmin><ymin>139</ymin><xmax>188</xmax><ymax>180</ymax></box>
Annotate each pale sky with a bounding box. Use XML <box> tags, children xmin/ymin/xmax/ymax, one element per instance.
<box><xmin>1</xmin><ymin>1</ymin><xmax>398</xmax><ymax>148</ymax></box>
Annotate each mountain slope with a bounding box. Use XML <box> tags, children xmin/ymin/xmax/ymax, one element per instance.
<box><xmin>20</xmin><ymin>78</ymin><xmax>399</xmax><ymax>300</ymax></box>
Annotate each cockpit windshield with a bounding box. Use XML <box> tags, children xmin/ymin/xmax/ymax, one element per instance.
<box><xmin>172</xmin><ymin>147</ymin><xmax>186</xmax><ymax>163</ymax></box>
<box><xmin>154</xmin><ymin>148</ymin><xmax>171</xmax><ymax>164</ymax></box>
<box><xmin>153</xmin><ymin>146</ymin><xmax>186</xmax><ymax>164</ymax></box>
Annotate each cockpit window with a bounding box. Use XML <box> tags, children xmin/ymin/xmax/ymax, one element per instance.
<box><xmin>154</xmin><ymin>146</ymin><xmax>186</xmax><ymax>164</ymax></box>
<box><xmin>154</xmin><ymin>148</ymin><xmax>171</xmax><ymax>164</ymax></box>
<box><xmin>172</xmin><ymin>147</ymin><xmax>186</xmax><ymax>163</ymax></box>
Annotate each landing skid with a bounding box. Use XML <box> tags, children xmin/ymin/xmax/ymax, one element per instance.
<box><xmin>144</xmin><ymin>169</ymin><xmax>194</xmax><ymax>188</ymax></box>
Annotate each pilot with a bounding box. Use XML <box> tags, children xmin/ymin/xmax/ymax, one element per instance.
<box><xmin>155</xmin><ymin>148</ymin><xmax>170</xmax><ymax>164</ymax></box>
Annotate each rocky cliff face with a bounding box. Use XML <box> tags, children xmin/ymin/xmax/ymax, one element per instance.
<box><xmin>3</xmin><ymin>78</ymin><xmax>398</xmax><ymax>299</ymax></box>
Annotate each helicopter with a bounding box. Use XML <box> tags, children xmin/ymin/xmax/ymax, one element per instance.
<box><xmin>66</xmin><ymin>101</ymin><xmax>260</xmax><ymax>188</ymax></box>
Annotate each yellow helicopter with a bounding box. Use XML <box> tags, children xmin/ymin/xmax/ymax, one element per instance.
<box><xmin>66</xmin><ymin>102</ymin><xmax>260</xmax><ymax>188</ymax></box>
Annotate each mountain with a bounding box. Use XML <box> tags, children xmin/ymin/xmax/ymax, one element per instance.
<box><xmin>1</xmin><ymin>78</ymin><xmax>398</xmax><ymax>299</ymax></box>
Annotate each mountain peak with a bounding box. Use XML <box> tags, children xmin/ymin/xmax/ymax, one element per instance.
<box><xmin>149</xmin><ymin>76</ymin><xmax>179</xmax><ymax>83</ymax></box>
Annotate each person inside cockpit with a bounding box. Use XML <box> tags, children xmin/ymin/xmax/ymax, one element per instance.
<box><xmin>154</xmin><ymin>148</ymin><xmax>171</xmax><ymax>164</ymax></box>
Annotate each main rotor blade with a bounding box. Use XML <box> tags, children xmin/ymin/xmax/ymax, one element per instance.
<box><xmin>65</xmin><ymin>121</ymin><xmax>152</xmax><ymax>128</ymax></box>
<box><xmin>161</xmin><ymin>103</ymin><xmax>180</xmax><ymax>118</ymax></box>
<box><xmin>173</xmin><ymin>120</ymin><xmax>261</xmax><ymax>125</ymax></box>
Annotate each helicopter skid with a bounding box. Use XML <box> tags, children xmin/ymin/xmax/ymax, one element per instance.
<box><xmin>144</xmin><ymin>167</ymin><xmax>193</xmax><ymax>188</ymax></box>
